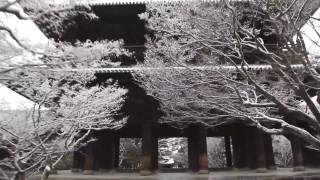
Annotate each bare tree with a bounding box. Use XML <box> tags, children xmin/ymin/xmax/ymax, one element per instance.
<box><xmin>0</xmin><ymin>0</ymin><xmax>94</xmax><ymax>77</ymax></box>
<box><xmin>134</xmin><ymin>0</ymin><xmax>320</xmax><ymax>149</ymax></box>
<box><xmin>0</xmin><ymin>1</ymin><xmax>132</xmax><ymax>180</ymax></box>
<box><xmin>0</xmin><ymin>85</ymin><xmax>126</xmax><ymax>180</ymax></box>
<box><xmin>0</xmin><ymin>35</ymin><xmax>130</xmax><ymax>180</ymax></box>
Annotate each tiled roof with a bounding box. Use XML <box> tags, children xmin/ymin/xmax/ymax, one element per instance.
<box><xmin>50</xmin><ymin>64</ymin><xmax>312</xmax><ymax>74</ymax></box>
<box><xmin>51</xmin><ymin>0</ymin><xmax>250</xmax><ymax>6</ymax></box>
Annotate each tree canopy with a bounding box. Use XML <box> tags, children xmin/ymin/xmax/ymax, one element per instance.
<box><xmin>134</xmin><ymin>0</ymin><xmax>320</xmax><ymax>148</ymax></box>
<box><xmin>0</xmin><ymin>1</ymin><xmax>131</xmax><ymax>179</ymax></box>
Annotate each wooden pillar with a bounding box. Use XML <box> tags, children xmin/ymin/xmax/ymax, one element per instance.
<box><xmin>197</xmin><ymin>125</ymin><xmax>209</xmax><ymax>174</ymax></box>
<box><xmin>254</xmin><ymin>129</ymin><xmax>267</xmax><ymax>173</ymax></box>
<box><xmin>238</xmin><ymin>136</ymin><xmax>247</xmax><ymax>169</ymax></box>
<box><xmin>151</xmin><ymin>135</ymin><xmax>158</xmax><ymax>170</ymax></box>
<box><xmin>99</xmin><ymin>132</ymin><xmax>116</xmax><ymax>172</ymax></box>
<box><xmin>264</xmin><ymin>135</ymin><xmax>276</xmax><ymax>170</ymax></box>
<box><xmin>114</xmin><ymin>136</ymin><xmax>120</xmax><ymax>169</ymax></box>
<box><xmin>291</xmin><ymin>137</ymin><xmax>305</xmax><ymax>171</ymax></box>
<box><xmin>83</xmin><ymin>143</ymin><xmax>95</xmax><ymax>175</ymax></box>
<box><xmin>72</xmin><ymin>150</ymin><xmax>83</xmax><ymax>172</ymax></box>
<box><xmin>188</xmin><ymin>124</ymin><xmax>208</xmax><ymax>173</ymax></box>
<box><xmin>224</xmin><ymin>136</ymin><xmax>233</xmax><ymax>168</ymax></box>
<box><xmin>93</xmin><ymin>141</ymin><xmax>101</xmax><ymax>171</ymax></box>
<box><xmin>140</xmin><ymin>125</ymin><xmax>153</xmax><ymax>176</ymax></box>
<box><xmin>231</xmin><ymin>126</ymin><xmax>247</xmax><ymax>169</ymax></box>
<box><xmin>244</xmin><ymin>127</ymin><xmax>255</xmax><ymax>169</ymax></box>
<box><xmin>188</xmin><ymin>132</ymin><xmax>198</xmax><ymax>172</ymax></box>
<box><xmin>231</xmin><ymin>134</ymin><xmax>241</xmax><ymax>169</ymax></box>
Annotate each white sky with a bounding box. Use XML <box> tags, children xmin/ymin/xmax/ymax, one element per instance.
<box><xmin>301</xmin><ymin>9</ymin><xmax>320</xmax><ymax>57</ymax></box>
<box><xmin>0</xmin><ymin>4</ymin><xmax>320</xmax><ymax>110</ymax></box>
<box><xmin>0</xmin><ymin>5</ymin><xmax>49</xmax><ymax>110</ymax></box>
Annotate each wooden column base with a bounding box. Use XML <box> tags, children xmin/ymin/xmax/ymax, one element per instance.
<box><xmin>267</xmin><ymin>166</ymin><xmax>277</xmax><ymax>170</ymax></box>
<box><xmin>140</xmin><ymin>170</ymin><xmax>153</xmax><ymax>176</ymax></box>
<box><xmin>198</xmin><ymin>169</ymin><xmax>209</xmax><ymax>174</ymax></box>
<box><xmin>71</xmin><ymin>168</ymin><xmax>82</xmax><ymax>173</ymax></box>
<box><xmin>82</xmin><ymin>170</ymin><xmax>94</xmax><ymax>175</ymax></box>
<box><xmin>293</xmin><ymin>166</ymin><xmax>305</xmax><ymax>171</ymax></box>
<box><xmin>256</xmin><ymin>167</ymin><xmax>268</xmax><ymax>173</ymax></box>
<box><xmin>99</xmin><ymin>169</ymin><xmax>116</xmax><ymax>173</ymax></box>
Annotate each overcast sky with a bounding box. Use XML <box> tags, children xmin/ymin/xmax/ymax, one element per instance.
<box><xmin>301</xmin><ymin>9</ymin><xmax>320</xmax><ymax>57</ymax></box>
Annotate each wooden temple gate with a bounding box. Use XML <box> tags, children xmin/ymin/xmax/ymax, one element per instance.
<box><xmin>71</xmin><ymin>123</ymin><xmax>307</xmax><ymax>175</ymax></box>
<box><xmin>49</xmin><ymin>0</ymin><xmax>320</xmax><ymax>175</ymax></box>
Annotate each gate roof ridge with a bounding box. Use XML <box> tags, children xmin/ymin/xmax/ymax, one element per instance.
<box><xmin>51</xmin><ymin>0</ymin><xmax>252</xmax><ymax>6</ymax></box>
<box><xmin>47</xmin><ymin>64</ymin><xmax>315</xmax><ymax>74</ymax></box>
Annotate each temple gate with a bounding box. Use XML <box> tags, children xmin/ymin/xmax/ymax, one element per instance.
<box><xmin>45</xmin><ymin>0</ymin><xmax>320</xmax><ymax>175</ymax></box>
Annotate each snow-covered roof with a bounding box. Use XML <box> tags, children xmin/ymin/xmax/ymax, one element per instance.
<box><xmin>51</xmin><ymin>0</ymin><xmax>250</xmax><ymax>6</ymax></box>
<box><xmin>50</xmin><ymin>64</ymin><xmax>317</xmax><ymax>74</ymax></box>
